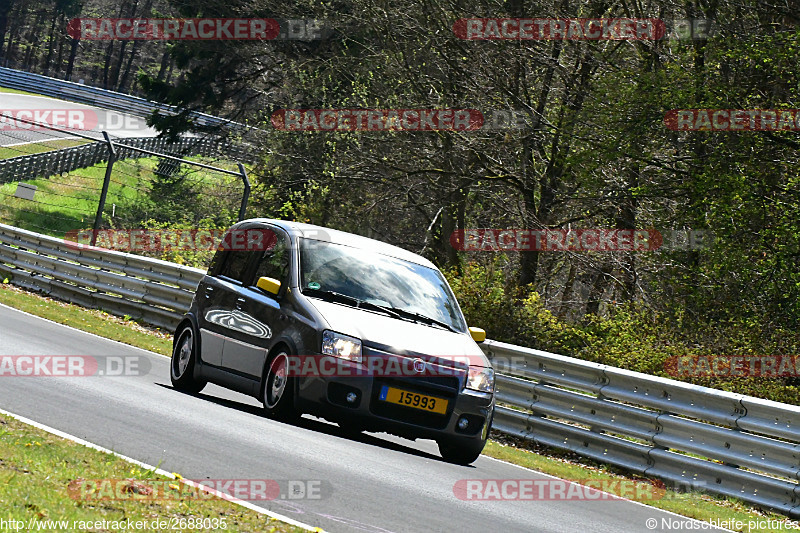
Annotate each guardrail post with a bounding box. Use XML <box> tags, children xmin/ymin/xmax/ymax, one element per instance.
<box><xmin>237</xmin><ymin>162</ymin><xmax>250</xmax><ymax>221</ymax></box>
<box><xmin>91</xmin><ymin>132</ymin><xmax>117</xmax><ymax>246</ymax></box>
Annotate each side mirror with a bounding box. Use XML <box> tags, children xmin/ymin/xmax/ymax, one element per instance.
<box><xmin>469</xmin><ymin>327</ymin><xmax>486</xmax><ymax>343</ymax></box>
<box><xmin>257</xmin><ymin>276</ymin><xmax>281</xmax><ymax>296</ymax></box>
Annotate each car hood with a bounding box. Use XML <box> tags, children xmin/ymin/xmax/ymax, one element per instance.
<box><xmin>305</xmin><ymin>298</ymin><xmax>489</xmax><ymax>366</ymax></box>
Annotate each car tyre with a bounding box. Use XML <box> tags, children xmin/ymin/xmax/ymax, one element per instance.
<box><xmin>171</xmin><ymin>323</ymin><xmax>207</xmax><ymax>393</ymax></box>
<box><xmin>262</xmin><ymin>350</ymin><xmax>299</xmax><ymax>421</ymax></box>
<box><xmin>437</xmin><ymin>436</ymin><xmax>487</xmax><ymax>465</ymax></box>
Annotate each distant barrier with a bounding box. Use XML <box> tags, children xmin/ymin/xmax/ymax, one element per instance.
<box><xmin>0</xmin><ymin>67</ymin><xmax>244</xmax><ymax>130</ymax></box>
<box><xmin>0</xmin><ymin>223</ymin><xmax>203</xmax><ymax>330</ymax></box>
<box><xmin>0</xmin><ymin>136</ymin><xmax>254</xmax><ymax>185</ymax></box>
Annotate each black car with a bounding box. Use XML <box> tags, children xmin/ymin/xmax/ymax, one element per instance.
<box><xmin>170</xmin><ymin>219</ymin><xmax>494</xmax><ymax>464</ymax></box>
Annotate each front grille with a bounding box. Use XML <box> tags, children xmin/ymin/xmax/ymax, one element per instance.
<box><xmin>361</xmin><ymin>346</ymin><xmax>468</xmax><ymax>389</ymax></box>
<box><xmin>401</xmin><ymin>374</ymin><xmax>462</xmax><ymax>391</ymax></box>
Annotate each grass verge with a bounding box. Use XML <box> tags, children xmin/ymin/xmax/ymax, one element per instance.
<box><xmin>0</xmin><ymin>139</ymin><xmax>90</xmax><ymax>160</ymax></box>
<box><xmin>0</xmin><ymin>158</ymin><xmax>154</xmax><ymax>237</ymax></box>
<box><xmin>0</xmin><ymin>412</ymin><xmax>305</xmax><ymax>532</ymax></box>
<box><xmin>0</xmin><ymin>86</ymin><xmax>42</xmax><ymax>96</ymax></box>
<box><xmin>0</xmin><ymin>283</ymin><xmax>797</xmax><ymax>532</ymax></box>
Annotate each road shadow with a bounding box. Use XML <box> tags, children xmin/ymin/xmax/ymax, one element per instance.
<box><xmin>157</xmin><ymin>383</ymin><xmax>459</xmax><ymax>464</ymax></box>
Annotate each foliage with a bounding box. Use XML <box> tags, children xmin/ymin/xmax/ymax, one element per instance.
<box><xmin>448</xmin><ymin>261</ymin><xmax>596</xmax><ymax>354</ymax></box>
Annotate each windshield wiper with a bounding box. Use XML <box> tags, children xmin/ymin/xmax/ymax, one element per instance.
<box><xmin>302</xmin><ymin>288</ymin><xmax>405</xmax><ymax>320</ymax></box>
<box><xmin>302</xmin><ymin>287</ymin><xmax>361</xmax><ymax>306</ymax></box>
<box><xmin>383</xmin><ymin>307</ymin><xmax>459</xmax><ymax>333</ymax></box>
<box><xmin>356</xmin><ymin>300</ymin><xmax>405</xmax><ymax>320</ymax></box>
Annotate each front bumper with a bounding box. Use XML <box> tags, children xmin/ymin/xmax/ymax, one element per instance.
<box><xmin>295</xmin><ymin>355</ymin><xmax>494</xmax><ymax>441</ymax></box>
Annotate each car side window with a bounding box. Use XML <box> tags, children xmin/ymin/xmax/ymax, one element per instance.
<box><xmin>218</xmin><ymin>250</ymin><xmax>253</xmax><ymax>283</ymax></box>
<box><xmin>253</xmin><ymin>233</ymin><xmax>290</xmax><ymax>283</ymax></box>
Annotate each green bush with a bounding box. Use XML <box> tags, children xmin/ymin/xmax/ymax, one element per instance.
<box><xmin>446</xmin><ymin>261</ymin><xmax>593</xmax><ymax>354</ymax></box>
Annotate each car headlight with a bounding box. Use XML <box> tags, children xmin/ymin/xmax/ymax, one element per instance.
<box><xmin>322</xmin><ymin>330</ymin><xmax>362</xmax><ymax>363</ymax></box>
<box><xmin>466</xmin><ymin>366</ymin><xmax>495</xmax><ymax>393</ymax></box>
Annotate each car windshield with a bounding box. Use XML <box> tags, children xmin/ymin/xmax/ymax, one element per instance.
<box><xmin>299</xmin><ymin>238</ymin><xmax>467</xmax><ymax>332</ymax></box>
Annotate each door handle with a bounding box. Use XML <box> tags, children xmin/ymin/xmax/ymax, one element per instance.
<box><xmin>204</xmin><ymin>286</ymin><xmax>214</xmax><ymax>299</ymax></box>
<box><xmin>235</xmin><ymin>298</ymin><xmax>246</xmax><ymax>310</ymax></box>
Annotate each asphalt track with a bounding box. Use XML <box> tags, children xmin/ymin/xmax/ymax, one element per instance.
<box><xmin>0</xmin><ymin>303</ymin><xmax>729</xmax><ymax>532</ymax></box>
<box><xmin>0</xmin><ymin>92</ymin><xmax>159</xmax><ymax>147</ymax></box>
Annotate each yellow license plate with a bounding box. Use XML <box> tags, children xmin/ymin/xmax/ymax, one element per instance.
<box><xmin>379</xmin><ymin>386</ymin><xmax>448</xmax><ymax>415</ymax></box>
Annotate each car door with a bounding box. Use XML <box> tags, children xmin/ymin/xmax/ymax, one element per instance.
<box><xmin>220</xmin><ymin>226</ymin><xmax>291</xmax><ymax>379</ymax></box>
<box><xmin>198</xmin><ymin>225</ymin><xmax>262</xmax><ymax>368</ymax></box>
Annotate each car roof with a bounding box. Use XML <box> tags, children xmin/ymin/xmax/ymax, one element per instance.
<box><xmin>240</xmin><ymin>218</ymin><xmax>438</xmax><ymax>269</ymax></box>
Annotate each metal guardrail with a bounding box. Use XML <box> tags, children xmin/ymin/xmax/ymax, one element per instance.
<box><xmin>0</xmin><ymin>67</ymin><xmax>243</xmax><ymax>131</ymax></box>
<box><xmin>0</xmin><ymin>223</ymin><xmax>204</xmax><ymax>330</ymax></box>
<box><xmin>482</xmin><ymin>340</ymin><xmax>800</xmax><ymax>517</ymax></box>
<box><xmin>0</xmin><ymin>221</ymin><xmax>798</xmax><ymax>517</ymax></box>
<box><xmin>0</xmin><ymin>137</ymin><xmax>253</xmax><ymax>185</ymax></box>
